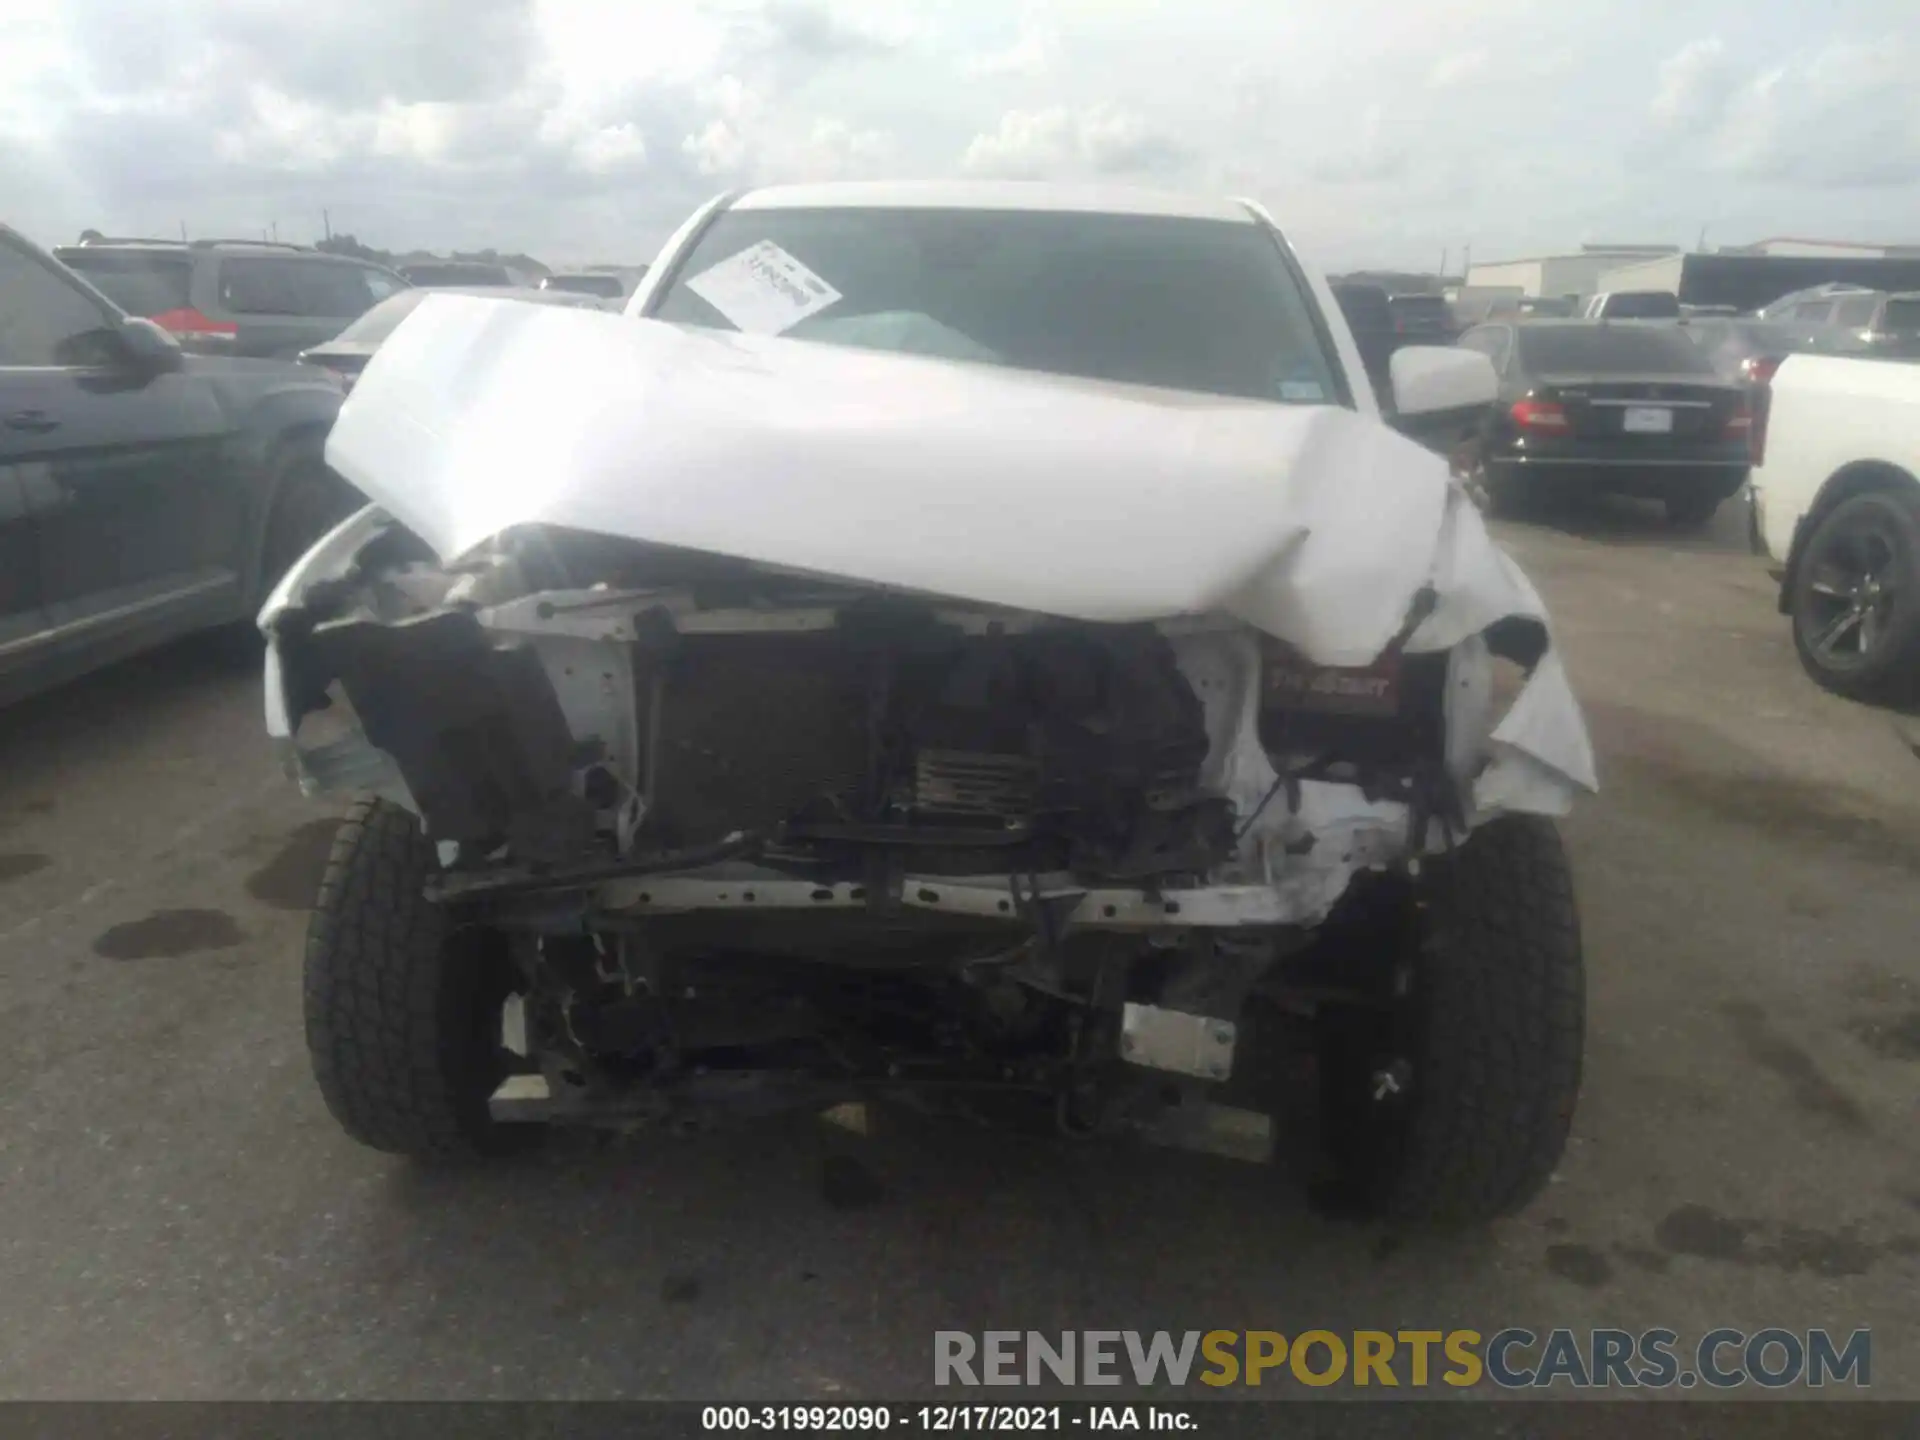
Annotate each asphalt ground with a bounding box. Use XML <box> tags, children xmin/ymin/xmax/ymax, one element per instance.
<box><xmin>1</xmin><ymin>492</ymin><xmax>1916</xmax><ymax>1400</ymax></box>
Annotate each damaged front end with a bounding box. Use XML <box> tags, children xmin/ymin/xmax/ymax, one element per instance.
<box><xmin>264</xmin><ymin>300</ymin><xmax>1594</xmax><ymax>1201</ymax></box>
<box><xmin>265</xmin><ymin>509</ymin><xmax>1582</xmax><ymax>1159</ymax></box>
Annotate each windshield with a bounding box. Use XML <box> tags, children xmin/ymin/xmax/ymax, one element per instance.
<box><xmin>650</xmin><ymin>207</ymin><xmax>1343</xmax><ymax>404</ymax></box>
<box><xmin>56</xmin><ymin>251</ymin><xmax>192</xmax><ymax>316</ymax></box>
<box><xmin>1518</xmin><ymin>325</ymin><xmax>1716</xmax><ymax>375</ymax></box>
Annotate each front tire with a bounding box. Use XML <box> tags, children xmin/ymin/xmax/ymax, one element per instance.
<box><xmin>1319</xmin><ymin>815</ymin><xmax>1584</xmax><ymax>1224</ymax></box>
<box><xmin>304</xmin><ymin>798</ymin><xmax>539</xmax><ymax>1160</ymax></box>
<box><xmin>1789</xmin><ymin>489</ymin><xmax>1920</xmax><ymax>704</ymax></box>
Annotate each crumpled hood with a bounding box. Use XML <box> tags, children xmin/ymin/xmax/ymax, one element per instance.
<box><xmin>320</xmin><ymin>293</ymin><xmax>1595</xmax><ymax>796</ymax></box>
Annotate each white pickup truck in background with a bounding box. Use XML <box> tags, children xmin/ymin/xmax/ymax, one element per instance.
<box><xmin>1748</xmin><ymin>354</ymin><xmax>1920</xmax><ymax>702</ymax></box>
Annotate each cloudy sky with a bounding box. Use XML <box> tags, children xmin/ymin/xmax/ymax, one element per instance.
<box><xmin>3</xmin><ymin>0</ymin><xmax>1916</xmax><ymax>270</ymax></box>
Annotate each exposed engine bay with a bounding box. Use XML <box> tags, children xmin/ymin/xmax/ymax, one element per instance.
<box><xmin>267</xmin><ymin>513</ymin><xmax>1572</xmax><ymax>1152</ymax></box>
<box><xmin>263</xmin><ymin>298</ymin><xmax>1595</xmax><ymax>1164</ymax></box>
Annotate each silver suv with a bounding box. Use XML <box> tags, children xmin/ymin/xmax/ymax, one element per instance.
<box><xmin>1758</xmin><ymin>283</ymin><xmax>1920</xmax><ymax>357</ymax></box>
<box><xmin>52</xmin><ymin>237</ymin><xmax>410</xmax><ymax>359</ymax></box>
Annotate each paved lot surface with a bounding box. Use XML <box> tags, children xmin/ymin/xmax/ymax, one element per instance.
<box><xmin>1</xmin><ymin>495</ymin><xmax>1917</xmax><ymax>1400</ymax></box>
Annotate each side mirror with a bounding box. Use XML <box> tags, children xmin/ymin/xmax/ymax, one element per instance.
<box><xmin>115</xmin><ymin>316</ymin><xmax>184</xmax><ymax>375</ymax></box>
<box><xmin>1389</xmin><ymin>346</ymin><xmax>1497</xmax><ymax>418</ymax></box>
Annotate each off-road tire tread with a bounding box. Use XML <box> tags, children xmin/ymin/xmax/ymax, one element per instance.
<box><xmin>1383</xmin><ymin>814</ymin><xmax>1585</xmax><ymax>1223</ymax></box>
<box><xmin>304</xmin><ymin>797</ymin><xmax>515</xmax><ymax>1159</ymax></box>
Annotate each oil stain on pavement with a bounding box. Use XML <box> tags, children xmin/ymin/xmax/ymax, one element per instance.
<box><xmin>0</xmin><ymin>853</ymin><xmax>51</xmax><ymax>883</ymax></box>
<box><xmin>1545</xmin><ymin>1243</ymin><xmax>1613</xmax><ymax>1288</ymax></box>
<box><xmin>1654</xmin><ymin>1203</ymin><xmax>1916</xmax><ymax>1278</ymax></box>
<box><xmin>92</xmin><ymin>908</ymin><xmax>244</xmax><ymax>960</ymax></box>
<box><xmin>1722</xmin><ymin>1000</ymin><xmax>1870</xmax><ymax>1132</ymax></box>
<box><xmin>1850</xmin><ymin>1010</ymin><xmax>1920</xmax><ymax>1061</ymax></box>
<box><xmin>244</xmin><ymin>818</ymin><xmax>342</xmax><ymax>911</ymax></box>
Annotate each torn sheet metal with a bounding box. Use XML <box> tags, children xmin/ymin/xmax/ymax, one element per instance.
<box><xmin>305</xmin><ymin>294</ymin><xmax>1595</xmax><ymax>846</ymax></box>
<box><xmin>322</xmin><ymin>295</ymin><xmax>1443</xmax><ymax>648</ymax></box>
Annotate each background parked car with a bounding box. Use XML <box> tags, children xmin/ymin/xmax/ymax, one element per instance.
<box><xmin>1764</xmin><ymin>288</ymin><xmax>1920</xmax><ymax>360</ymax></box>
<box><xmin>1680</xmin><ymin>315</ymin><xmax>1803</xmax><ymax>386</ymax></box>
<box><xmin>1</xmin><ymin>226</ymin><xmax>355</xmax><ymax>705</ymax></box>
<box><xmin>1747</xmin><ymin>353</ymin><xmax>1920</xmax><ymax>702</ymax></box>
<box><xmin>1581</xmin><ymin>290</ymin><xmax>1681</xmax><ymax>321</ymax></box>
<box><xmin>1386</xmin><ymin>291</ymin><xmax>1458</xmax><ymax>343</ymax></box>
<box><xmin>296</xmin><ymin>286</ymin><xmax>612</xmax><ymax>393</ymax></box>
<box><xmin>540</xmin><ymin>272</ymin><xmax>629</xmax><ymax>300</ymax></box>
<box><xmin>398</xmin><ymin>260</ymin><xmax>516</xmax><ymax>286</ymax></box>
<box><xmin>1330</xmin><ymin>280</ymin><xmax>1395</xmax><ymax>402</ymax></box>
<box><xmin>1519</xmin><ymin>295</ymin><xmax>1579</xmax><ymax>319</ymax></box>
<box><xmin>51</xmin><ymin>238</ymin><xmax>410</xmax><ymax>360</ymax></box>
<box><xmin>1456</xmin><ymin>319</ymin><xmax>1753</xmax><ymax>526</ymax></box>
<box><xmin>1756</xmin><ymin>281</ymin><xmax>1868</xmax><ymax>321</ymax></box>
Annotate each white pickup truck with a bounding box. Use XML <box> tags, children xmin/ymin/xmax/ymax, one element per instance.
<box><xmin>1748</xmin><ymin>353</ymin><xmax>1920</xmax><ymax>702</ymax></box>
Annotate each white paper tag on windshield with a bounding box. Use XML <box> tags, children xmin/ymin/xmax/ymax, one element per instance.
<box><xmin>685</xmin><ymin>240</ymin><xmax>842</xmax><ymax>335</ymax></box>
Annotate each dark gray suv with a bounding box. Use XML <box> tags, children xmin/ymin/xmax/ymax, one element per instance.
<box><xmin>52</xmin><ymin>238</ymin><xmax>410</xmax><ymax>359</ymax></box>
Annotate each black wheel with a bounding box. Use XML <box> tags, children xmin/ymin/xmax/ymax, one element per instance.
<box><xmin>1664</xmin><ymin>492</ymin><xmax>1721</xmax><ymax>528</ymax></box>
<box><xmin>1789</xmin><ymin>490</ymin><xmax>1920</xmax><ymax>704</ymax></box>
<box><xmin>259</xmin><ymin>443</ymin><xmax>357</xmax><ymax>603</ymax></box>
<box><xmin>1317</xmin><ymin>815</ymin><xmax>1584</xmax><ymax>1224</ymax></box>
<box><xmin>304</xmin><ymin>798</ymin><xmax>541</xmax><ymax>1160</ymax></box>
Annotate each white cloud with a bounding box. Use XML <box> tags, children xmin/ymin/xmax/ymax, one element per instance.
<box><xmin>683</xmin><ymin>117</ymin><xmax>751</xmax><ymax>176</ymax></box>
<box><xmin>1717</xmin><ymin>40</ymin><xmax>1920</xmax><ymax>187</ymax></box>
<box><xmin>961</xmin><ymin>104</ymin><xmax>1185</xmax><ymax>178</ymax></box>
<box><xmin>1309</xmin><ymin>104</ymin><xmax>1407</xmax><ymax>185</ymax></box>
<box><xmin>1650</xmin><ymin>37</ymin><xmax>1735</xmax><ymax>134</ymax></box>
<box><xmin>963</xmin><ymin>26</ymin><xmax>1053</xmax><ymax>79</ymax></box>
<box><xmin>1427</xmin><ymin>49</ymin><xmax>1487</xmax><ymax>88</ymax></box>
<box><xmin>3</xmin><ymin>0</ymin><xmax>1919</xmax><ymax>271</ymax></box>
<box><xmin>1649</xmin><ymin>34</ymin><xmax>1920</xmax><ymax>190</ymax></box>
<box><xmin>571</xmin><ymin>122</ymin><xmax>648</xmax><ymax>173</ymax></box>
<box><xmin>786</xmin><ymin>117</ymin><xmax>895</xmax><ymax>178</ymax></box>
<box><xmin>676</xmin><ymin>74</ymin><xmax>890</xmax><ymax>182</ymax></box>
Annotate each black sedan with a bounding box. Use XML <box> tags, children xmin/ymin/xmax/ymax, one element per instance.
<box><xmin>1454</xmin><ymin>320</ymin><xmax>1754</xmax><ymax>526</ymax></box>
